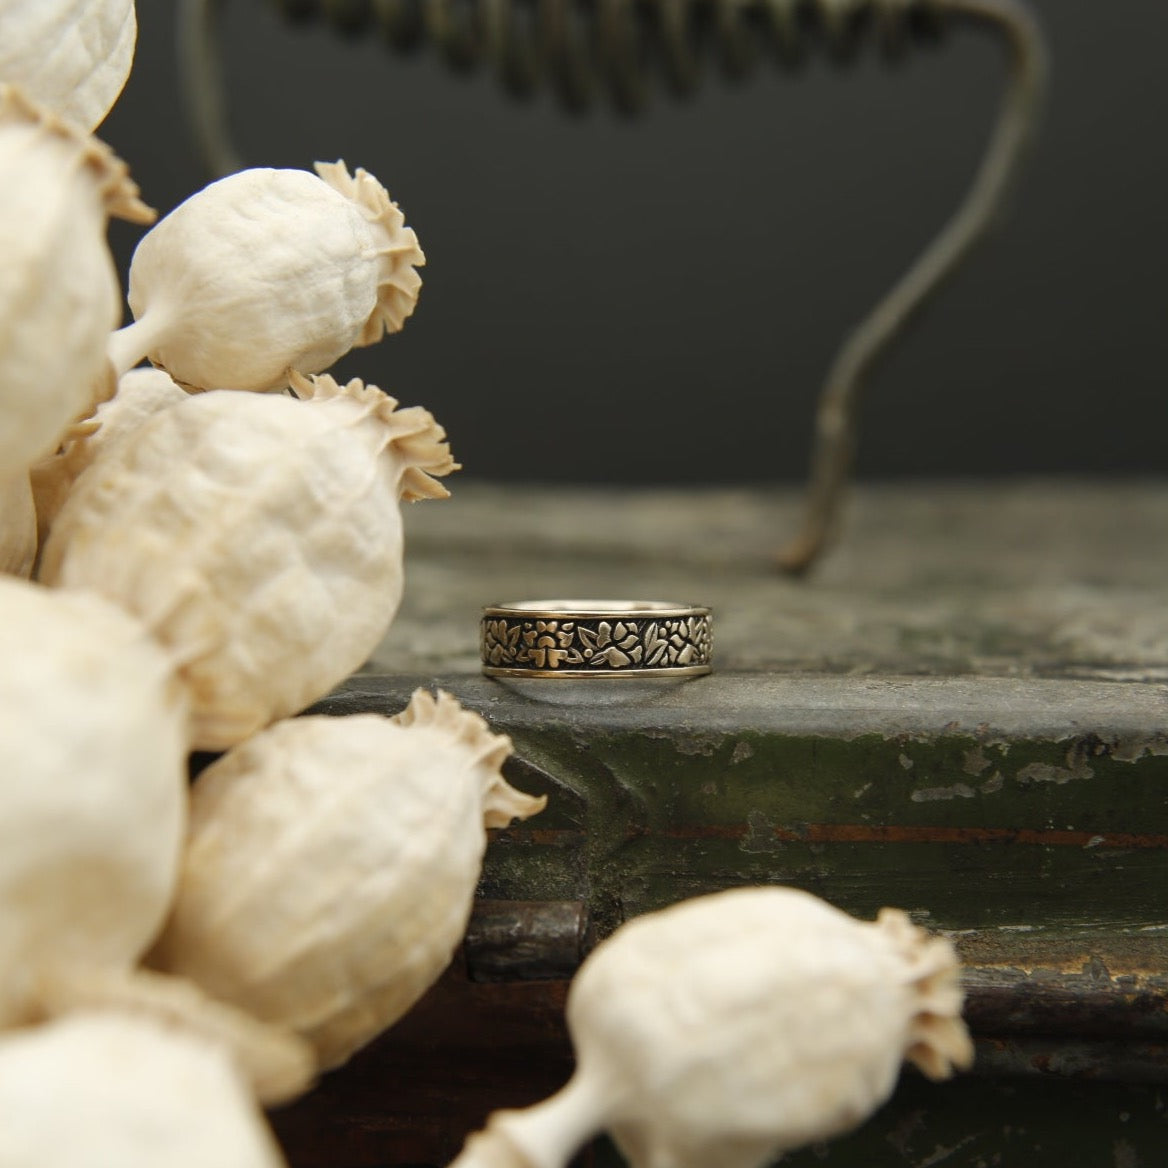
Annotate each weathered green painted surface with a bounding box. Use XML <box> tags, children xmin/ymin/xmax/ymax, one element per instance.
<box><xmin>277</xmin><ymin>482</ymin><xmax>1168</xmax><ymax>1167</ymax></box>
<box><xmin>318</xmin><ymin>672</ymin><xmax>1168</xmax><ymax>944</ymax></box>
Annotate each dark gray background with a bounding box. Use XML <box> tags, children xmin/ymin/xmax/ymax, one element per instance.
<box><xmin>101</xmin><ymin>1</ymin><xmax>1166</xmax><ymax>485</ymax></box>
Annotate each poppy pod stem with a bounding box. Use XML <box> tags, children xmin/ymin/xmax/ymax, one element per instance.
<box><xmin>108</xmin><ymin>310</ymin><xmax>177</xmax><ymax>379</ymax></box>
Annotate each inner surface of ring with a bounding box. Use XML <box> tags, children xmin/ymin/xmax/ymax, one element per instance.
<box><xmin>490</xmin><ymin>599</ymin><xmax>700</xmax><ymax>615</ymax></box>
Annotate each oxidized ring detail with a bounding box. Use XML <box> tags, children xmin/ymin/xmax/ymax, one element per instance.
<box><xmin>481</xmin><ymin>600</ymin><xmax>712</xmax><ymax>679</ymax></box>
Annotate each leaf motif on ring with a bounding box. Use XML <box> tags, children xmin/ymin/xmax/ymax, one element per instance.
<box><xmin>643</xmin><ymin>622</ymin><xmax>670</xmax><ymax>667</ymax></box>
<box><xmin>483</xmin><ymin>619</ymin><xmax>523</xmax><ymax>665</ymax></box>
<box><xmin>591</xmin><ymin>644</ymin><xmax>632</xmax><ymax>668</ymax></box>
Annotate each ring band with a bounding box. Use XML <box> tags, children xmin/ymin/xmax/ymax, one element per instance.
<box><xmin>481</xmin><ymin>600</ymin><xmax>712</xmax><ymax>679</ymax></box>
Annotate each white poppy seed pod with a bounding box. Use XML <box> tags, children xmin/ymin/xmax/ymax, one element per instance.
<box><xmin>0</xmin><ymin>84</ymin><xmax>154</xmax><ymax>476</ymax></box>
<box><xmin>40</xmin><ymin>372</ymin><xmax>457</xmax><ymax>749</ymax></box>
<box><xmin>0</xmin><ymin>576</ymin><xmax>189</xmax><ymax>1028</ymax></box>
<box><xmin>451</xmin><ymin>887</ymin><xmax>973</xmax><ymax>1168</ymax></box>
<box><xmin>30</xmin><ymin>366</ymin><xmax>188</xmax><ymax>548</ymax></box>
<box><xmin>108</xmin><ymin>160</ymin><xmax>425</xmax><ymax>390</ymax></box>
<box><xmin>152</xmin><ymin>690</ymin><xmax>547</xmax><ymax>1070</ymax></box>
<box><xmin>0</xmin><ymin>1</ymin><xmax>136</xmax><ymax>131</ymax></box>
<box><xmin>0</xmin><ymin>472</ymin><xmax>36</xmax><ymax>577</ymax></box>
<box><xmin>0</xmin><ymin>1013</ymin><xmax>287</xmax><ymax>1168</ymax></box>
<box><xmin>35</xmin><ymin>967</ymin><xmax>315</xmax><ymax>1106</ymax></box>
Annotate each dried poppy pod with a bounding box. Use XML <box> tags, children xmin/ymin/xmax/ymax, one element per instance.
<box><xmin>0</xmin><ymin>1</ymin><xmax>136</xmax><ymax>131</ymax></box>
<box><xmin>0</xmin><ymin>1013</ymin><xmax>287</xmax><ymax>1168</ymax></box>
<box><xmin>30</xmin><ymin>366</ymin><xmax>188</xmax><ymax>548</ymax></box>
<box><xmin>108</xmin><ymin>160</ymin><xmax>425</xmax><ymax>390</ymax></box>
<box><xmin>34</xmin><ymin>967</ymin><xmax>315</xmax><ymax>1106</ymax></box>
<box><xmin>41</xmin><ymin>372</ymin><xmax>457</xmax><ymax>749</ymax></box>
<box><xmin>0</xmin><ymin>472</ymin><xmax>35</xmax><ymax>577</ymax></box>
<box><xmin>452</xmin><ymin>887</ymin><xmax>973</xmax><ymax>1168</ymax></box>
<box><xmin>0</xmin><ymin>576</ymin><xmax>188</xmax><ymax>1028</ymax></box>
<box><xmin>152</xmin><ymin>690</ymin><xmax>547</xmax><ymax>1070</ymax></box>
<box><xmin>0</xmin><ymin>84</ymin><xmax>153</xmax><ymax>477</ymax></box>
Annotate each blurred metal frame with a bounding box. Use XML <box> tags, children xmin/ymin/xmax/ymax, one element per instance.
<box><xmin>177</xmin><ymin>0</ymin><xmax>1047</xmax><ymax>573</ymax></box>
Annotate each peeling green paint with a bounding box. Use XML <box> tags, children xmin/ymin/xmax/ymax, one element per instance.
<box><xmin>320</xmin><ymin>675</ymin><xmax>1168</xmax><ymax>946</ymax></box>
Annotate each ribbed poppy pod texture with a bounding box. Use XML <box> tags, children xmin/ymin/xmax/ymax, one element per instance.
<box><xmin>30</xmin><ymin>366</ymin><xmax>188</xmax><ymax>549</ymax></box>
<box><xmin>40</xmin><ymin>372</ymin><xmax>457</xmax><ymax>749</ymax></box>
<box><xmin>0</xmin><ymin>577</ymin><xmax>188</xmax><ymax>1029</ymax></box>
<box><xmin>0</xmin><ymin>1013</ymin><xmax>287</xmax><ymax>1168</ymax></box>
<box><xmin>109</xmin><ymin>161</ymin><xmax>425</xmax><ymax>390</ymax></box>
<box><xmin>0</xmin><ymin>85</ymin><xmax>153</xmax><ymax>477</ymax></box>
<box><xmin>451</xmin><ymin>887</ymin><xmax>973</xmax><ymax>1168</ymax></box>
<box><xmin>152</xmin><ymin>690</ymin><xmax>547</xmax><ymax>1070</ymax></box>
<box><xmin>34</xmin><ymin>966</ymin><xmax>315</xmax><ymax>1107</ymax></box>
<box><xmin>0</xmin><ymin>0</ymin><xmax>137</xmax><ymax>131</ymax></box>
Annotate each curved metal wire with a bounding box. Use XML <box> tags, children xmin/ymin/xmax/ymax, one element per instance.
<box><xmin>178</xmin><ymin>0</ymin><xmax>244</xmax><ymax>176</ymax></box>
<box><xmin>177</xmin><ymin>0</ymin><xmax>1047</xmax><ymax>574</ymax></box>
<box><xmin>239</xmin><ymin>0</ymin><xmax>951</xmax><ymax>114</ymax></box>
<box><xmin>774</xmin><ymin>0</ymin><xmax>1048</xmax><ymax>573</ymax></box>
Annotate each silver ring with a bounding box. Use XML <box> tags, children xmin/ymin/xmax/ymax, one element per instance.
<box><xmin>481</xmin><ymin>599</ymin><xmax>712</xmax><ymax>679</ymax></box>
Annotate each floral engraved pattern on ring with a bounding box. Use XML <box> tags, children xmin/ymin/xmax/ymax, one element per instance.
<box><xmin>481</xmin><ymin>614</ymin><xmax>711</xmax><ymax>673</ymax></box>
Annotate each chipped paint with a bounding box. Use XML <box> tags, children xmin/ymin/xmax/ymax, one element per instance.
<box><xmin>964</xmin><ymin>745</ymin><xmax>992</xmax><ymax>776</ymax></box>
<box><xmin>899</xmin><ymin>752</ymin><xmax>915</xmax><ymax>771</ymax></box>
<box><xmin>912</xmin><ymin>783</ymin><xmax>977</xmax><ymax>803</ymax></box>
<box><xmin>739</xmin><ymin>809</ymin><xmax>782</xmax><ymax>854</ymax></box>
<box><xmin>915</xmin><ymin>1135</ymin><xmax>978</xmax><ymax>1167</ymax></box>
<box><xmin>854</xmin><ymin>782</ymin><xmax>873</xmax><ymax>799</ymax></box>
<box><xmin>672</xmin><ymin>733</ymin><xmax>720</xmax><ymax>757</ymax></box>
<box><xmin>729</xmin><ymin>740</ymin><xmax>755</xmax><ymax>765</ymax></box>
<box><xmin>1017</xmin><ymin>761</ymin><xmax>1094</xmax><ymax>786</ymax></box>
<box><xmin>640</xmin><ymin>728</ymin><xmax>721</xmax><ymax>757</ymax></box>
<box><xmin>1110</xmin><ymin>733</ymin><xmax>1168</xmax><ymax>763</ymax></box>
<box><xmin>980</xmin><ymin>772</ymin><xmax>1004</xmax><ymax>793</ymax></box>
<box><xmin>975</xmin><ymin>736</ymin><xmax>1012</xmax><ymax>758</ymax></box>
